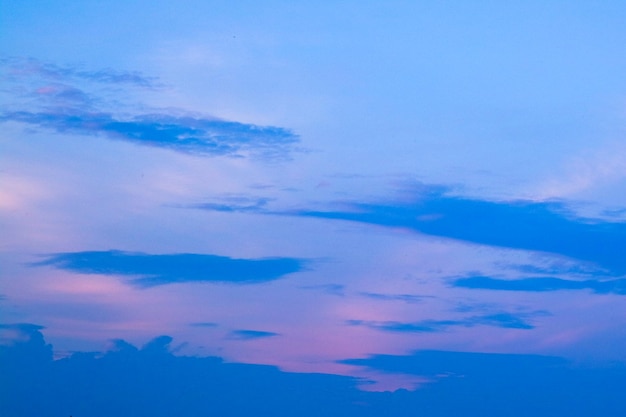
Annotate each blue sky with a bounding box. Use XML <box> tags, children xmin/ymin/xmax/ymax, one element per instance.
<box><xmin>2</xmin><ymin>1</ymin><xmax>626</xmax><ymax>415</ymax></box>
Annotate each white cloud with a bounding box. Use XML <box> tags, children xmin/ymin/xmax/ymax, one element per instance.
<box><xmin>531</xmin><ymin>140</ymin><xmax>626</xmax><ymax>203</ymax></box>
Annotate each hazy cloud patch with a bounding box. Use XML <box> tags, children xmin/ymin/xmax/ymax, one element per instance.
<box><xmin>299</xmin><ymin>283</ymin><xmax>346</xmax><ymax>296</ymax></box>
<box><xmin>1</xmin><ymin>57</ymin><xmax>161</xmax><ymax>88</ymax></box>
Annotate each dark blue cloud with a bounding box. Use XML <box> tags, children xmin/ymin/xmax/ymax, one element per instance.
<box><xmin>347</xmin><ymin>311</ymin><xmax>537</xmax><ymax>332</ymax></box>
<box><xmin>4</xmin><ymin>329</ymin><xmax>626</xmax><ymax>416</ymax></box>
<box><xmin>0</xmin><ymin>323</ymin><xmax>53</xmax><ymax>372</ymax></box>
<box><xmin>340</xmin><ymin>349</ymin><xmax>568</xmax><ymax>378</ymax></box>
<box><xmin>452</xmin><ymin>276</ymin><xmax>626</xmax><ymax>294</ymax></box>
<box><xmin>282</xmin><ymin>187</ymin><xmax>626</xmax><ymax>274</ymax></box>
<box><xmin>1</xmin><ymin>110</ymin><xmax>299</xmax><ymax>158</ymax></box>
<box><xmin>505</xmin><ymin>261</ymin><xmax>610</xmax><ymax>276</ymax></box>
<box><xmin>0</xmin><ymin>323</ymin><xmax>47</xmax><ymax>340</ymax></box>
<box><xmin>33</xmin><ymin>250</ymin><xmax>307</xmax><ymax>287</ymax></box>
<box><xmin>229</xmin><ymin>329</ymin><xmax>280</xmax><ymax>340</ymax></box>
<box><xmin>0</xmin><ymin>328</ymin><xmax>373</xmax><ymax>417</ymax></box>
<box><xmin>339</xmin><ymin>350</ymin><xmax>626</xmax><ymax>416</ymax></box>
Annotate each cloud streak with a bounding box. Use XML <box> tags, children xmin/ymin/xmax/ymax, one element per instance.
<box><xmin>347</xmin><ymin>311</ymin><xmax>538</xmax><ymax>332</ymax></box>
<box><xmin>268</xmin><ymin>186</ymin><xmax>626</xmax><ymax>274</ymax></box>
<box><xmin>33</xmin><ymin>250</ymin><xmax>308</xmax><ymax>287</ymax></box>
<box><xmin>1</xmin><ymin>57</ymin><xmax>161</xmax><ymax>88</ymax></box>
<box><xmin>452</xmin><ymin>276</ymin><xmax>626</xmax><ymax>295</ymax></box>
<box><xmin>1</xmin><ymin>110</ymin><xmax>299</xmax><ymax>159</ymax></box>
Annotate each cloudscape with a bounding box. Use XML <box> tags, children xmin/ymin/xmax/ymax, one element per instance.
<box><xmin>2</xmin><ymin>1</ymin><xmax>626</xmax><ymax>416</ymax></box>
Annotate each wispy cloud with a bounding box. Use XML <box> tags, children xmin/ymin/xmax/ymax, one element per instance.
<box><xmin>299</xmin><ymin>283</ymin><xmax>345</xmax><ymax>296</ymax></box>
<box><xmin>1</xmin><ymin>58</ymin><xmax>300</xmax><ymax>160</ymax></box>
<box><xmin>1</xmin><ymin>57</ymin><xmax>161</xmax><ymax>88</ymax></box>
<box><xmin>358</xmin><ymin>292</ymin><xmax>430</xmax><ymax>304</ymax></box>
<box><xmin>193</xmin><ymin>196</ymin><xmax>273</xmax><ymax>212</ymax></box>
<box><xmin>30</xmin><ymin>83</ymin><xmax>93</xmax><ymax>107</ymax></box>
<box><xmin>452</xmin><ymin>276</ymin><xmax>626</xmax><ymax>295</ymax></box>
<box><xmin>1</xmin><ymin>110</ymin><xmax>299</xmax><ymax>159</ymax></box>
<box><xmin>347</xmin><ymin>311</ymin><xmax>538</xmax><ymax>332</ymax></box>
<box><xmin>33</xmin><ymin>250</ymin><xmax>308</xmax><ymax>287</ymax></box>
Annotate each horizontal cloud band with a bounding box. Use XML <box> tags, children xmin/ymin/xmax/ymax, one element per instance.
<box><xmin>33</xmin><ymin>250</ymin><xmax>308</xmax><ymax>287</ymax></box>
<box><xmin>290</xmin><ymin>194</ymin><xmax>626</xmax><ymax>275</ymax></box>
<box><xmin>2</xmin><ymin>111</ymin><xmax>298</xmax><ymax>158</ymax></box>
<box><xmin>453</xmin><ymin>276</ymin><xmax>626</xmax><ymax>294</ymax></box>
<box><xmin>6</xmin><ymin>328</ymin><xmax>626</xmax><ymax>416</ymax></box>
<box><xmin>347</xmin><ymin>311</ymin><xmax>537</xmax><ymax>332</ymax></box>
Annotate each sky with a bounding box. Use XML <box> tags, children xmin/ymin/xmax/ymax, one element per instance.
<box><xmin>2</xmin><ymin>1</ymin><xmax>626</xmax><ymax>415</ymax></box>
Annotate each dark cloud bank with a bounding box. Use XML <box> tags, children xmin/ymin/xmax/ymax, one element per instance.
<box><xmin>2</xmin><ymin>326</ymin><xmax>626</xmax><ymax>417</ymax></box>
<box><xmin>34</xmin><ymin>250</ymin><xmax>307</xmax><ymax>287</ymax></box>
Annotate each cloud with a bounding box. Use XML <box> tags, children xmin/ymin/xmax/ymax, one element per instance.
<box><xmin>534</xmin><ymin>141</ymin><xmax>626</xmax><ymax>200</ymax></box>
<box><xmin>358</xmin><ymin>292</ymin><xmax>430</xmax><ymax>304</ymax></box>
<box><xmin>229</xmin><ymin>329</ymin><xmax>280</xmax><ymax>340</ymax></box>
<box><xmin>452</xmin><ymin>276</ymin><xmax>626</xmax><ymax>295</ymax></box>
<box><xmin>0</xmin><ymin>323</ymin><xmax>47</xmax><ymax>345</ymax></box>
<box><xmin>193</xmin><ymin>196</ymin><xmax>273</xmax><ymax>212</ymax></box>
<box><xmin>299</xmin><ymin>283</ymin><xmax>345</xmax><ymax>296</ymax></box>
<box><xmin>339</xmin><ymin>349</ymin><xmax>569</xmax><ymax>378</ymax></box>
<box><xmin>504</xmin><ymin>261</ymin><xmax>610</xmax><ymax>276</ymax></box>
<box><xmin>32</xmin><ymin>83</ymin><xmax>93</xmax><ymax>107</ymax></box>
<box><xmin>1</xmin><ymin>110</ymin><xmax>299</xmax><ymax>159</ymax></box>
<box><xmin>1</xmin><ymin>57</ymin><xmax>161</xmax><ymax>88</ymax></box>
<box><xmin>1</xmin><ymin>329</ymin><xmax>376</xmax><ymax>417</ymax></box>
<box><xmin>5</xmin><ymin>329</ymin><xmax>626</xmax><ymax>416</ymax></box>
<box><xmin>277</xmin><ymin>186</ymin><xmax>626</xmax><ymax>274</ymax></box>
<box><xmin>32</xmin><ymin>250</ymin><xmax>308</xmax><ymax>287</ymax></box>
<box><xmin>0</xmin><ymin>323</ymin><xmax>53</xmax><ymax>371</ymax></box>
<box><xmin>189</xmin><ymin>322</ymin><xmax>219</xmax><ymax>328</ymax></box>
<box><xmin>347</xmin><ymin>311</ymin><xmax>537</xmax><ymax>332</ymax></box>
<box><xmin>1</xmin><ymin>58</ymin><xmax>299</xmax><ymax>160</ymax></box>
